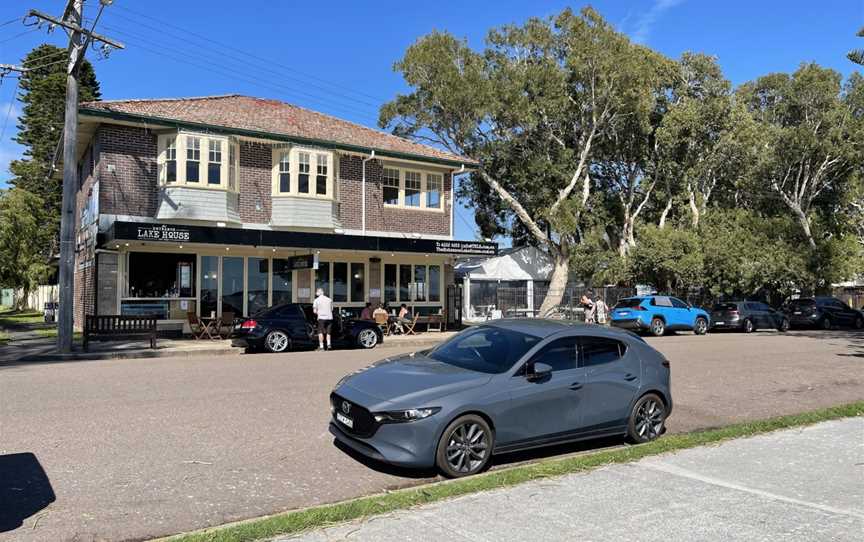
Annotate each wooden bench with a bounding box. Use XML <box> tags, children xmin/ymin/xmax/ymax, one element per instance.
<box><xmin>83</xmin><ymin>315</ymin><xmax>158</xmax><ymax>351</ymax></box>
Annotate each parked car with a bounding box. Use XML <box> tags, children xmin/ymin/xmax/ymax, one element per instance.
<box><xmin>783</xmin><ymin>297</ymin><xmax>864</xmax><ymax>330</ymax></box>
<box><xmin>329</xmin><ymin>319</ymin><xmax>671</xmax><ymax>477</ymax></box>
<box><xmin>610</xmin><ymin>295</ymin><xmax>710</xmax><ymax>336</ymax></box>
<box><xmin>709</xmin><ymin>301</ymin><xmax>790</xmax><ymax>333</ymax></box>
<box><xmin>230</xmin><ymin>303</ymin><xmax>383</xmax><ymax>353</ymax></box>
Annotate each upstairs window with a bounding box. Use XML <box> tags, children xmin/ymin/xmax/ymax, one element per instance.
<box><xmin>316</xmin><ymin>154</ymin><xmax>328</xmax><ymax>195</ymax></box>
<box><xmin>207</xmin><ymin>139</ymin><xmax>222</xmax><ymax>185</ymax></box>
<box><xmin>381</xmin><ymin>164</ymin><xmax>447</xmax><ymax>211</ymax></box>
<box><xmin>272</xmin><ymin>147</ymin><xmax>334</xmax><ymax>199</ymax></box>
<box><xmin>186</xmin><ymin>136</ymin><xmax>201</xmax><ymax>183</ymax></box>
<box><xmin>298</xmin><ymin>152</ymin><xmax>310</xmax><ymax>193</ymax></box>
<box><xmin>405</xmin><ymin>171</ymin><xmax>421</xmax><ymax>207</ymax></box>
<box><xmin>158</xmin><ymin>133</ymin><xmax>236</xmax><ymax>190</ymax></box>
<box><xmin>277</xmin><ymin>151</ymin><xmax>291</xmax><ymax>193</ymax></box>
<box><xmin>383</xmin><ymin>168</ymin><xmax>400</xmax><ymax>205</ymax></box>
<box><xmin>426</xmin><ymin>173</ymin><xmax>442</xmax><ymax>208</ymax></box>
<box><xmin>165</xmin><ymin>137</ymin><xmax>177</xmax><ymax>183</ymax></box>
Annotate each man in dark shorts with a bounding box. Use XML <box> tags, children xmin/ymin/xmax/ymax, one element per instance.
<box><xmin>313</xmin><ymin>288</ymin><xmax>333</xmax><ymax>350</ymax></box>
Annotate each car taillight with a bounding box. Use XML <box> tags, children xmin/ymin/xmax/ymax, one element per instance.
<box><xmin>241</xmin><ymin>319</ymin><xmax>258</xmax><ymax>329</ymax></box>
<box><xmin>633</xmin><ymin>306</ymin><xmax>647</xmax><ymax>311</ymax></box>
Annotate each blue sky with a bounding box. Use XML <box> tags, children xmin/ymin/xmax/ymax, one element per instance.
<box><xmin>0</xmin><ymin>0</ymin><xmax>861</xmax><ymax>241</ymax></box>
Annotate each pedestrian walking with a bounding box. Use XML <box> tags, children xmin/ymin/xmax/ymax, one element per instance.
<box><xmin>313</xmin><ymin>288</ymin><xmax>333</xmax><ymax>350</ymax></box>
<box><xmin>594</xmin><ymin>295</ymin><xmax>609</xmax><ymax>325</ymax></box>
<box><xmin>581</xmin><ymin>292</ymin><xmax>596</xmax><ymax>324</ymax></box>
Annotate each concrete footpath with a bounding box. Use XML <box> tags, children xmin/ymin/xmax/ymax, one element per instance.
<box><xmin>282</xmin><ymin>417</ymin><xmax>864</xmax><ymax>542</ymax></box>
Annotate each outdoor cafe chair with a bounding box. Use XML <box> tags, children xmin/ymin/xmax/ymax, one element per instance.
<box><xmin>403</xmin><ymin>313</ymin><xmax>420</xmax><ymax>335</ymax></box>
<box><xmin>374</xmin><ymin>312</ymin><xmax>390</xmax><ymax>335</ymax></box>
<box><xmin>187</xmin><ymin>312</ymin><xmax>216</xmax><ymax>340</ymax></box>
<box><xmin>219</xmin><ymin>311</ymin><xmax>236</xmax><ymax>338</ymax></box>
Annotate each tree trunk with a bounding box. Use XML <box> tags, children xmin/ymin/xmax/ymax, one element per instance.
<box><xmin>16</xmin><ymin>285</ymin><xmax>31</xmax><ymax>312</ymax></box>
<box><xmin>793</xmin><ymin>205</ymin><xmax>817</xmax><ymax>249</ymax></box>
<box><xmin>537</xmin><ymin>245</ymin><xmax>570</xmax><ymax>317</ymax></box>
<box><xmin>658</xmin><ymin>197</ymin><xmax>673</xmax><ymax>228</ymax></box>
<box><xmin>688</xmin><ymin>184</ymin><xmax>700</xmax><ymax>228</ymax></box>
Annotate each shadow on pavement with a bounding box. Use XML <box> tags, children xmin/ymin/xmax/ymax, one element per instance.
<box><xmin>783</xmin><ymin>328</ymin><xmax>864</xmax><ymax>358</ymax></box>
<box><xmin>333</xmin><ymin>435</ymin><xmax>626</xmax><ymax>481</ymax></box>
<box><xmin>0</xmin><ymin>452</ymin><xmax>56</xmax><ymax>532</ymax></box>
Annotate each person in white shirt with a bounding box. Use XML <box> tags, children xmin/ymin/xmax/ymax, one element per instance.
<box><xmin>312</xmin><ymin>288</ymin><xmax>333</xmax><ymax>350</ymax></box>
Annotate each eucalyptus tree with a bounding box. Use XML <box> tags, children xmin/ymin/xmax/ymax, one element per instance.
<box><xmin>380</xmin><ymin>7</ymin><xmax>669</xmax><ymax>314</ymax></box>
<box><xmin>737</xmin><ymin>64</ymin><xmax>860</xmax><ymax>248</ymax></box>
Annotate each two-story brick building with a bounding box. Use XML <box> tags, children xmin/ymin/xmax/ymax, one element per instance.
<box><xmin>71</xmin><ymin>95</ymin><xmax>496</xmax><ymax>331</ymax></box>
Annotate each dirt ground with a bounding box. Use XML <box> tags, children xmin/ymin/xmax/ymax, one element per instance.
<box><xmin>1</xmin><ymin>328</ymin><xmax>861</xmax><ymax>541</ymax></box>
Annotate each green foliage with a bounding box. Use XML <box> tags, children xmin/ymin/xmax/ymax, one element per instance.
<box><xmin>630</xmin><ymin>224</ymin><xmax>703</xmax><ymax>291</ymax></box>
<box><xmin>0</xmin><ymin>189</ymin><xmax>54</xmax><ymax>302</ymax></box>
<box><xmin>8</xmin><ymin>44</ymin><xmax>101</xmax><ymax>251</ymax></box>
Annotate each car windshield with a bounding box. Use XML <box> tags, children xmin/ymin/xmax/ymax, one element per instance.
<box><xmin>788</xmin><ymin>299</ymin><xmax>816</xmax><ymax>307</ymax></box>
<box><xmin>713</xmin><ymin>303</ymin><xmax>739</xmax><ymax>311</ymax></box>
<box><xmin>615</xmin><ymin>298</ymin><xmax>644</xmax><ymax>309</ymax></box>
<box><xmin>428</xmin><ymin>326</ymin><xmax>541</xmax><ymax>374</ymax></box>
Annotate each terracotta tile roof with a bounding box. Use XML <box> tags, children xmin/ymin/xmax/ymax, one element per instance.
<box><xmin>80</xmin><ymin>94</ymin><xmax>476</xmax><ymax>166</ymax></box>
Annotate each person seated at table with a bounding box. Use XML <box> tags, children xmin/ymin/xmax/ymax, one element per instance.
<box><xmin>394</xmin><ymin>303</ymin><xmax>410</xmax><ymax>334</ymax></box>
<box><xmin>360</xmin><ymin>302</ymin><xmax>373</xmax><ymax>321</ymax></box>
<box><xmin>373</xmin><ymin>303</ymin><xmax>388</xmax><ymax>320</ymax></box>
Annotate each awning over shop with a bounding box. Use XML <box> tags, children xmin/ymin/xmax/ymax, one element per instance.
<box><xmin>100</xmin><ymin>221</ymin><xmax>498</xmax><ymax>256</ymax></box>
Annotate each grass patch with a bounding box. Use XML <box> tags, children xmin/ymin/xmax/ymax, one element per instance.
<box><xmin>32</xmin><ymin>328</ymin><xmax>81</xmax><ymax>341</ymax></box>
<box><xmin>0</xmin><ymin>330</ymin><xmax>9</xmax><ymax>343</ymax></box>
<box><xmin>0</xmin><ymin>309</ymin><xmax>44</xmax><ymax>328</ymax></box>
<box><xmin>159</xmin><ymin>401</ymin><xmax>864</xmax><ymax>542</ymax></box>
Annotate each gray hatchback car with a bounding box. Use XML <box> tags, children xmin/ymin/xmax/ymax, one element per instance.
<box><xmin>330</xmin><ymin>319</ymin><xmax>672</xmax><ymax>477</ymax></box>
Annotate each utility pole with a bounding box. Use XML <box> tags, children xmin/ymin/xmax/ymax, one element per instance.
<box><xmin>27</xmin><ymin>0</ymin><xmax>123</xmax><ymax>352</ymax></box>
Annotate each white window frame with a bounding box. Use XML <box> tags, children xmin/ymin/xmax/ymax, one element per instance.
<box><xmin>381</xmin><ymin>163</ymin><xmax>446</xmax><ymax>212</ymax></box>
<box><xmin>312</xmin><ymin>259</ymin><xmax>369</xmax><ymax>305</ymax></box>
<box><xmin>157</xmin><ymin>132</ymin><xmax>237</xmax><ymax>191</ymax></box>
<box><xmin>271</xmin><ymin>146</ymin><xmax>335</xmax><ymax>199</ymax></box>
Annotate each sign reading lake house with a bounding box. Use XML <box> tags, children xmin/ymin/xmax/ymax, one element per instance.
<box><xmin>136</xmin><ymin>225</ymin><xmax>191</xmax><ymax>242</ymax></box>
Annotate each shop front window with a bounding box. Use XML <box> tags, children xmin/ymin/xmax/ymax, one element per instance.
<box><xmin>333</xmin><ymin>262</ymin><xmax>348</xmax><ymax>302</ymax></box>
<box><xmin>384</xmin><ymin>264</ymin><xmax>397</xmax><ymax>303</ymax></box>
<box><xmin>221</xmin><ymin>257</ymin><xmax>244</xmax><ymax>316</ymax></box>
<box><xmin>414</xmin><ymin>265</ymin><xmax>426</xmax><ymax>301</ymax></box>
<box><xmin>247</xmin><ymin>258</ymin><xmax>269</xmax><ymax>316</ymax></box>
<box><xmin>399</xmin><ymin>264</ymin><xmax>412</xmax><ymax>302</ymax></box>
<box><xmin>351</xmin><ymin>263</ymin><xmax>365</xmax><ymax>302</ymax></box>
<box><xmin>200</xmin><ymin>256</ymin><xmax>219</xmax><ymax>318</ymax></box>
<box><xmin>315</xmin><ymin>261</ymin><xmax>330</xmax><ymax>297</ymax></box>
<box><xmin>272</xmin><ymin>259</ymin><xmax>293</xmax><ymax>305</ymax></box>
<box><xmin>128</xmin><ymin>252</ymin><xmax>196</xmax><ymax>298</ymax></box>
<box><xmin>429</xmin><ymin>265</ymin><xmax>441</xmax><ymax>302</ymax></box>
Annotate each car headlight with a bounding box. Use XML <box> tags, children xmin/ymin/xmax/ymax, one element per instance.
<box><xmin>373</xmin><ymin>407</ymin><xmax>441</xmax><ymax>424</ymax></box>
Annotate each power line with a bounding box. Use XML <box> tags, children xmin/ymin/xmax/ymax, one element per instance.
<box><xmin>0</xmin><ymin>27</ymin><xmax>40</xmax><ymax>45</ymax></box>
<box><xmin>113</xmin><ymin>4</ymin><xmax>388</xmax><ymax>104</ymax></box>
<box><xmin>97</xmin><ymin>22</ymin><xmax>383</xmax><ymax>120</ymax></box>
<box><xmin>0</xmin><ymin>76</ymin><xmax>20</xmax><ymax>142</ymax></box>
<box><xmin>98</xmin><ymin>25</ymin><xmax>381</xmax><ymax>126</ymax></box>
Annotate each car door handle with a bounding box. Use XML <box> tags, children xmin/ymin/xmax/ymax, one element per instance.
<box><xmin>569</xmin><ymin>382</ymin><xmax>583</xmax><ymax>391</ymax></box>
<box><xmin>624</xmin><ymin>373</ymin><xmax>637</xmax><ymax>381</ymax></box>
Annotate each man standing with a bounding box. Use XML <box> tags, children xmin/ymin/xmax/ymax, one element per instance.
<box><xmin>313</xmin><ymin>288</ymin><xmax>333</xmax><ymax>350</ymax></box>
<box><xmin>360</xmin><ymin>302</ymin><xmax>373</xmax><ymax>321</ymax></box>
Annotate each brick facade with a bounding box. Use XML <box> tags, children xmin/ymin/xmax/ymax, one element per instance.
<box><xmin>73</xmin><ymin>142</ymin><xmax>99</xmax><ymax>329</ymax></box>
<box><xmin>338</xmin><ymin>155</ymin><xmax>451</xmax><ymax>236</ymax></box>
<box><xmin>91</xmin><ymin>125</ymin><xmax>452</xmax><ymax>237</ymax></box>
<box><xmin>98</xmin><ymin>124</ymin><xmax>159</xmax><ymax>218</ymax></box>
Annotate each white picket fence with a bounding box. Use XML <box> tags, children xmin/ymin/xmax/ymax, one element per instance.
<box><xmin>0</xmin><ymin>285</ymin><xmax>59</xmax><ymax>312</ymax></box>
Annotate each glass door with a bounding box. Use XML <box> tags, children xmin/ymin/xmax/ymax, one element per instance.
<box><xmin>221</xmin><ymin>256</ymin><xmax>244</xmax><ymax>316</ymax></box>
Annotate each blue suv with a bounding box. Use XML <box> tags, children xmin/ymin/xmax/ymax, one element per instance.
<box><xmin>611</xmin><ymin>295</ymin><xmax>710</xmax><ymax>336</ymax></box>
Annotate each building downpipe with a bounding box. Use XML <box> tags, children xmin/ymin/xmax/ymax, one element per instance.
<box><xmin>362</xmin><ymin>151</ymin><xmax>376</xmax><ymax>234</ymax></box>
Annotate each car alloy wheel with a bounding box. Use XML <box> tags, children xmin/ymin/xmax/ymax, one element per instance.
<box><xmin>436</xmin><ymin>414</ymin><xmax>492</xmax><ymax>478</ymax></box>
<box><xmin>743</xmin><ymin>319</ymin><xmax>754</xmax><ymax>334</ymax></box>
<box><xmin>821</xmin><ymin>318</ymin><xmax>832</xmax><ymax>330</ymax></box>
<box><xmin>357</xmin><ymin>329</ymin><xmax>378</xmax><ymax>349</ymax></box>
<box><xmin>265</xmin><ymin>330</ymin><xmax>290</xmax><ymax>353</ymax></box>
<box><xmin>650</xmin><ymin>318</ymin><xmax>665</xmax><ymax>337</ymax></box>
<box><xmin>627</xmin><ymin>393</ymin><xmax>666</xmax><ymax>444</ymax></box>
<box><xmin>694</xmin><ymin>317</ymin><xmax>708</xmax><ymax>335</ymax></box>
<box><xmin>778</xmin><ymin>319</ymin><xmax>790</xmax><ymax>332</ymax></box>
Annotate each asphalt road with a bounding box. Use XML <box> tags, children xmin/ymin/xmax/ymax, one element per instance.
<box><xmin>1</xmin><ymin>329</ymin><xmax>862</xmax><ymax>541</ymax></box>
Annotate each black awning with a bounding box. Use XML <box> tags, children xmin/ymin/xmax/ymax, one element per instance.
<box><xmin>101</xmin><ymin>221</ymin><xmax>498</xmax><ymax>256</ymax></box>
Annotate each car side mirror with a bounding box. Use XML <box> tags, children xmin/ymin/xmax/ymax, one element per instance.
<box><xmin>527</xmin><ymin>362</ymin><xmax>552</xmax><ymax>382</ymax></box>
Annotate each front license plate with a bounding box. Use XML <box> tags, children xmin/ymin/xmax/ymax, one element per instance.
<box><xmin>336</xmin><ymin>412</ymin><xmax>354</xmax><ymax>428</ymax></box>
<box><xmin>715</xmin><ymin>321</ymin><xmax>725</xmax><ymax>325</ymax></box>
<box><xmin>794</xmin><ymin>311</ymin><xmax>802</xmax><ymax>315</ymax></box>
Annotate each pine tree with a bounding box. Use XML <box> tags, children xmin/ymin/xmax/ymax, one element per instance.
<box><xmin>8</xmin><ymin>44</ymin><xmax>101</xmax><ymax>255</ymax></box>
<box><xmin>848</xmin><ymin>27</ymin><xmax>864</xmax><ymax>65</ymax></box>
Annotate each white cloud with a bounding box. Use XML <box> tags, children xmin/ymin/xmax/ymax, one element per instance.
<box><xmin>631</xmin><ymin>0</ymin><xmax>686</xmax><ymax>44</ymax></box>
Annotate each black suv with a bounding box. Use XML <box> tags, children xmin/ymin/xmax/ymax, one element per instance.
<box><xmin>784</xmin><ymin>297</ymin><xmax>864</xmax><ymax>330</ymax></box>
<box><xmin>710</xmin><ymin>301</ymin><xmax>789</xmax><ymax>333</ymax></box>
